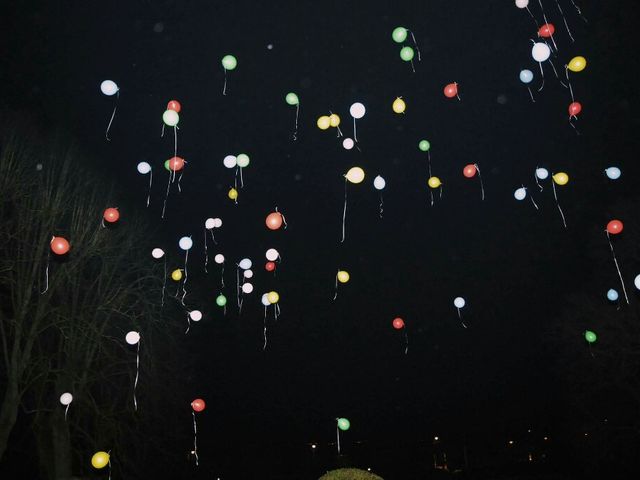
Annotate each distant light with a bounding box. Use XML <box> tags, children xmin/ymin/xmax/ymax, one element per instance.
<box><xmin>267</xmin><ymin>44</ymin><xmax>274</xmax><ymax>50</ymax></box>
<box><xmin>190</xmin><ymin>450</ymin><xmax>195</xmax><ymax>454</ymax></box>
<box><xmin>508</xmin><ymin>440</ymin><xmax>514</xmax><ymax>445</ymax></box>
<box><xmin>527</xmin><ymin>429</ymin><xmax>531</xmax><ymax>433</ymax></box>
<box><xmin>528</xmin><ymin>453</ymin><xmax>533</xmax><ymax>462</ymax></box>
<box><xmin>434</xmin><ymin>436</ymin><xmax>439</xmax><ymax>441</ymax></box>
<box><xmin>311</xmin><ymin>444</ymin><xmax>317</xmax><ymax>449</ymax></box>
<box><xmin>36</xmin><ymin>163</ymin><xmax>43</xmax><ymax>171</ymax></box>
<box><xmin>367</xmin><ymin>468</ymin><xmax>371</xmax><ymax>471</ymax></box>
<box><xmin>584</xmin><ymin>433</ymin><xmax>588</xmax><ymax>437</ymax></box>
<box><xmin>543</xmin><ymin>436</ymin><xmax>549</xmax><ymax>441</ymax></box>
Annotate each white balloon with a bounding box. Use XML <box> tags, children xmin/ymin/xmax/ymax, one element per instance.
<box><xmin>635</xmin><ymin>274</ymin><xmax>640</xmax><ymax>290</ymax></box>
<box><xmin>243</xmin><ymin>269</ymin><xmax>254</xmax><ymax>279</ymax></box>
<box><xmin>162</xmin><ymin>109</ymin><xmax>179</xmax><ymax>127</ymax></box>
<box><xmin>213</xmin><ymin>218</ymin><xmax>222</xmax><ymax>228</ymax></box>
<box><xmin>454</xmin><ymin>297</ymin><xmax>466</xmax><ymax>309</ymax></box>
<box><xmin>137</xmin><ymin>162</ymin><xmax>151</xmax><ymax>174</ymax></box>
<box><xmin>373</xmin><ymin>175</ymin><xmax>386</xmax><ymax>190</ymax></box>
<box><xmin>179</xmin><ymin>236</ymin><xmax>193</xmax><ymax>250</ymax></box>
<box><xmin>238</xmin><ymin>258</ymin><xmax>252</xmax><ymax>270</ymax></box>
<box><xmin>189</xmin><ymin>310</ymin><xmax>202</xmax><ymax>321</ymax></box>
<box><xmin>59</xmin><ymin>392</ymin><xmax>73</xmax><ymax>406</ymax></box>
<box><xmin>242</xmin><ymin>283</ymin><xmax>254</xmax><ymax>294</ymax></box>
<box><xmin>519</xmin><ymin>69</ymin><xmax>533</xmax><ymax>84</ymax></box>
<box><xmin>514</xmin><ymin>187</ymin><xmax>527</xmax><ymax>201</ymax></box>
<box><xmin>342</xmin><ymin>138</ymin><xmax>355</xmax><ymax>150</ymax></box>
<box><xmin>223</xmin><ymin>155</ymin><xmax>237</xmax><ymax>169</ymax></box>
<box><xmin>261</xmin><ymin>293</ymin><xmax>271</xmax><ymax>306</ymax></box>
<box><xmin>205</xmin><ymin>218</ymin><xmax>216</xmax><ymax>229</ymax></box>
<box><xmin>214</xmin><ymin>254</ymin><xmax>225</xmax><ymax>264</ymax></box>
<box><xmin>605</xmin><ymin>167</ymin><xmax>621</xmax><ymax>180</ymax></box>
<box><xmin>535</xmin><ymin>167</ymin><xmax>549</xmax><ymax>180</ymax></box>
<box><xmin>100</xmin><ymin>80</ymin><xmax>119</xmax><ymax>96</ymax></box>
<box><xmin>125</xmin><ymin>331</ymin><xmax>140</xmax><ymax>345</ymax></box>
<box><xmin>349</xmin><ymin>102</ymin><xmax>366</xmax><ymax>119</ymax></box>
<box><xmin>531</xmin><ymin>42</ymin><xmax>551</xmax><ymax>62</ymax></box>
<box><xmin>152</xmin><ymin>248</ymin><xmax>165</xmax><ymax>259</ymax></box>
<box><xmin>236</xmin><ymin>154</ymin><xmax>250</xmax><ymax>168</ymax></box>
<box><xmin>515</xmin><ymin>0</ymin><xmax>529</xmax><ymax>8</ymax></box>
<box><xmin>265</xmin><ymin>248</ymin><xmax>279</xmax><ymax>261</ymax></box>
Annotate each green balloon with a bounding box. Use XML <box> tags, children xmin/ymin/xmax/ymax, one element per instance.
<box><xmin>285</xmin><ymin>92</ymin><xmax>299</xmax><ymax>106</ymax></box>
<box><xmin>236</xmin><ymin>153</ymin><xmax>250</xmax><ymax>168</ymax></box>
<box><xmin>221</xmin><ymin>55</ymin><xmax>237</xmax><ymax>71</ymax></box>
<box><xmin>418</xmin><ymin>140</ymin><xmax>431</xmax><ymax>152</ymax></box>
<box><xmin>585</xmin><ymin>330</ymin><xmax>597</xmax><ymax>343</ymax></box>
<box><xmin>337</xmin><ymin>418</ymin><xmax>350</xmax><ymax>431</ymax></box>
<box><xmin>216</xmin><ymin>294</ymin><xmax>227</xmax><ymax>307</ymax></box>
<box><xmin>392</xmin><ymin>27</ymin><xmax>408</xmax><ymax>43</ymax></box>
<box><xmin>400</xmin><ymin>46</ymin><xmax>414</xmax><ymax>62</ymax></box>
<box><xmin>164</xmin><ymin>159</ymin><xmax>171</xmax><ymax>171</ymax></box>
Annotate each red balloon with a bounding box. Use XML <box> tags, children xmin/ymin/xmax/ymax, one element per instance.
<box><xmin>606</xmin><ymin>220</ymin><xmax>623</xmax><ymax>235</ymax></box>
<box><xmin>568</xmin><ymin>102</ymin><xmax>582</xmax><ymax>117</ymax></box>
<box><xmin>443</xmin><ymin>82</ymin><xmax>458</xmax><ymax>98</ymax></box>
<box><xmin>191</xmin><ymin>398</ymin><xmax>205</xmax><ymax>412</ymax></box>
<box><xmin>265</xmin><ymin>261</ymin><xmax>276</xmax><ymax>272</ymax></box>
<box><xmin>50</xmin><ymin>236</ymin><xmax>70</xmax><ymax>255</ymax></box>
<box><xmin>167</xmin><ymin>100</ymin><xmax>181</xmax><ymax>113</ymax></box>
<box><xmin>463</xmin><ymin>164</ymin><xmax>477</xmax><ymax>178</ymax></box>
<box><xmin>103</xmin><ymin>208</ymin><xmax>120</xmax><ymax>223</ymax></box>
<box><xmin>169</xmin><ymin>156</ymin><xmax>185</xmax><ymax>171</ymax></box>
<box><xmin>392</xmin><ymin>317</ymin><xmax>405</xmax><ymax>330</ymax></box>
<box><xmin>538</xmin><ymin>23</ymin><xmax>555</xmax><ymax>38</ymax></box>
<box><xmin>265</xmin><ymin>212</ymin><xmax>283</xmax><ymax>230</ymax></box>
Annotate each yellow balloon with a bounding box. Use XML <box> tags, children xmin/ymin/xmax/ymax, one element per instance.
<box><xmin>171</xmin><ymin>269</ymin><xmax>183</xmax><ymax>281</ymax></box>
<box><xmin>228</xmin><ymin>187</ymin><xmax>238</xmax><ymax>200</ymax></box>
<box><xmin>267</xmin><ymin>291</ymin><xmax>280</xmax><ymax>304</ymax></box>
<box><xmin>329</xmin><ymin>113</ymin><xmax>341</xmax><ymax>127</ymax></box>
<box><xmin>392</xmin><ymin>97</ymin><xmax>406</xmax><ymax>114</ymax></box>
<box><xmin>428</xmin><ymin>176</ymin><xmax>442</xmax><ymax>189</ymax></box>
<box><xmin>91</xmin><ymin>451</ymin><xmax>110</xmax><ymax>469</ymax></box>
<box><xmin>568</xmin><ymin>56</ymin><xmax>587</xmax><ymax>72</ymax></box>
<box><xmin>552</xmin><ymin>172</ymin><xmax>569</xmax><ymax>185</ymax></box>
<box><xmin>345</xmin><ymin>167</ymin><xmax>365</xmax><ymax>184</ymax></box>
<box><xmin>337</xmin><ymin>270</ymin><xmax>350</xmax><ymax>283</ymax></box>
<box><xmin>317</xmin><ymin>115</ymin><xmax>331</xmax><ymax>130</ymax></box>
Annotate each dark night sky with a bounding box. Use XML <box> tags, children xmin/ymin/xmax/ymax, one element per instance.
<box><xmin>3</xmin><ymin>0</ymin><xmax>640</xmax><ymax>476</ymax></box>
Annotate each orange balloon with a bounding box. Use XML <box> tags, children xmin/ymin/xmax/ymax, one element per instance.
<box><xmin>50</xmin><ymin>236</ymin><xmax>70</xmax><ymax>255</ymax></box>
<box><xmin>463</xmin><ymin>164</ymin><xmax>477</xmax><ymax>178</ymax></box>
<box><xmin>167</xmin><ymin>100</ymin><xmax>181</xmax><ymax>112</ymax></box>
<box><xmin>168</xmin><ymin>156</ymin><xmax>185</xmax><ymax>171</ymax></box>
<box><xmin>444</xmin><ymin>82</ymin><xmax>458</xmax><ymax>98</ymax></box>
<box><xmin>265</xmin><ymin>212</ymin><xmax>283</xmax><ymax>230</ymax></box>
<box><xmin>103</xmin><ymin>208</ymin><xmax>120</xmax><ymax>223</ymax></box>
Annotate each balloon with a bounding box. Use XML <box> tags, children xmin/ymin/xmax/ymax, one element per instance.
<box><xmin>515</xmin><ymin>0</ymin><xmax>529</xmax><ymax>8</ymax></box>
<box><xmin>243</xmin><ymin>269</ymin><xmax>253</xmax><ymax>279</ymax></box>
<box><xmin>568</xmin><ymin>56</ymin><xmax>587</xmax><ymax>72</ymax></box>
<box><xmin>152</xmin><ymin>248</ymin><xmax>165</xmax><ymax>259</ymax></box>
<box><xmin>392</xmin><ymin>97</ymin><xmax>406</xmax><ymax>113</ymax></box>
<box><xmin>205</xmin><ymin>218</ymin><xmax>215</xmax><ymax>229</ymax></box>
<box><xmin>584</xmin><ymin>330</ymin><xmax>597</xmax><ymax>343</ymax></box>
<box><xmin>454</xmin><ymin>297</ymin><xmax>466</xmax><ymax>309</ymax></box>
<box><xmin>342</xmin><ymin>138</ymin><xmax>355</xmax><ymax>150</ymax></box>
<box><xmin>239</xmin><ymin>258</ymin><xmax>252</xmax><ymax>270</ymax></box>
<box><xmin>213</xmin><ymin>218</ymin><xmax>222</xmax><ymax>228</ymax></box>
<box><xmin>349</xmin><ymin>102</ymin><xmax>366</xmax><ymax>119</ymax></box>
<box><xmin>317</xmin><ymin>115</ymin><xmax>331</xmax><ymax>130</ymax></box>
<box><xmin>463</xmin><ymin>164</ymin><xmax>477</xmax><ymax>178</ymax></box>
<box><xmin>519</xmin><ymin>69</ymin><xmax>533</xmax><ymax>84</ymax></box>
<box><xmin>568</xmin><ymin>102</ymin><xmax>582</xmax><ymax>117</ymax></box>
<box><xmin>179</xmin><ymin>236</ymin><xmax>193</xmax><ymax>250</ymax></box>
<box><xmin>228</xmin><ymin>188</ymin><xmax>238</xmax><ymax>200</ymax></box>
<box><xmin>125</xmin><ymin>331</ymin><xmax>140</xmax><ymax>345</ymax></box>
<box><xmin>418</xmin><ymin>140</ymin><xmax>431</xmax><ymax>152</ymax></box>
<box><xmin>267</xmin><ymin>291</ymin><xmax>280</xmax><ymax>304</ymax></box>
<box><xmin>400</xmin><ymin>46</ymin><xmax>414</xmax><ymax>62</ymax></box>
<box><xmin>345</xmin><ymin>167</ymin><xmax>365</xmax><ymax>184</ymax></box>
<box><xmin>392</xmin><ymin>27</ymin><xmax>408</xmax><ymax>43</ymax></box>
<box><xmin>538</xmin><ymin>23</ymin><xmax>555</xmax><ymax>38</ymax></box>
<box><xmin>337</xmin><ymin>270</ymin><xmax>350</xmax><ymax>283</ymax></box>
<box><xmin>223</xmin><ymin>155</ymin><xmax>237</xmax><ymax>168</ymax></box>
<box><xmin>329</xmin><ymin>114</ymin><xmax>341</xmax><ymax>127</ymax></box>
<box><xmin>236</xmin><ymin>153</ymin><xmax>250</xmax><ymax>168</ymax></box>
<box><xmin>216</xmin><ymin>294</ymin><xmax>227</xmax><ymax>307</ymax></box>
<box><xmin>164</xmin><ymin>159</ymin><xmax>171</xmax><ymax>171</ymax></box>
<box><xmin>214</xmin><ymin>254</ymin><xmax>225</xmax><ymax>264</ymax></box>
<box><xmin>168</xmin><ymin>156</ymin><xmax>185</xmax><ymax>171</ymax></box>
<box><xmin>100</xmin><ymin>80</ymin><xmax>118</xmax><ymax>96</ymax></box>
<box><xmin>337</xmin><ymin>418</ymin><xmax>350</xmax><ymax>431</ymax></box>
<box><xmin>162</xmin><ymin>109</ymin><xmax>180</xmax><ymax>127</ymax></box>
<box><xmin>167</xmin><ymin>100</ymin><xmax>181</xmax><ymax>112</ymax></box>
<box><xmin>604</xmin><ymin>167</ymin><xmax>621</xmax><ymax>180</ymax></box>
<box><xmin>606</xmin><ymin>289</ymin><xmax>619</xmax><ymax>302</ymax></box>
<box><xmin>103</xmin><ymin>208</ymin><xmax>119</xmax><ymax>223</ymax></box>
<box><xmin>514</xmin><ymin>187</ymin><xmax>527</xmax><ymax>200</ymax></box>
<box><xmin>535</xmin><ymin>167</ymin><xmax>549</xmax><ymax>180</ymax></box>
<box><xmin>241</xmin><ymin>283</ymin><xmax>253</xmax><ymax>294</ymax></box>
<box><xmin>265</xmin><ymin>261</ymin><xmax>276</xmax><ymax>272</ymax></box>
<box><xmin>137</xmin><ymin>162</ymin><xmax>151</xmax><ymax>174</ymax></box>
<box><xmin>191</xmin><ymin>398</ymin><xmax>206</xmax><ymax>412</ymax></box>
<box><xmin>171</xmin><ymin>269</ymin><xmax>183</xmax><ymax>281</ymax></box>
<box><xmin>373</xmin><ymin>175</ymin><xmax>386</xmax><ymax>190</ymax></box>
<box><xmin>221</xmin><ymin>55</ymin><xmax>237</xmax><ymax>70</ymax></box>
<box><xmin>635</xmin><ymin>274</ymin><xmax>640</xmax><ymax>290</ymax></box>
<box><xmin>261</xmin><ymin>293</ymin><xmax>271</xmax><ymax>306</ymax></box>
<box><xmin>50</xmin><ymin>237</ymin><xmax>70</xmax><ymax>255</ymax></box>
<box><xmin>189</xmin><ymin>310</ymin><xmax>202</xmax><ymax>321</ymax></box>
<box><xmin>266</xmin><ymin>211</ymin><xmax>284</xmax><ymax>230</ymax></box>
<box><xmin>392</xmin><ymin>317</ymin><xmax>405</xmax><ymax>329</ymax></box>
<box><xmin>443</xmin><ymin>82</ymin><xmax>458</xmax><ymax>98</ymax></box>
<box><xmin>59</xmin><ymin>392</ymin><xmax>73</xmax><ymax>405</ymax></box>
<box><xmin>91</xmin><ymin>451</ymin><xmax>110</xmax><ymax>469</ymax></box>
<box><xmin>552</xmin><ymin>172</ymin><xmax>569</xmax><ymax>185</ymax></box>
<box><xmin>606</xmin><ymin>220</ymin><xmax>623</xmax><ymax>235</ymax></box>
<box><xmin>285</xmin><ymin>92</ymin><xmax>299</xmax><ymax>105</ymax></box>
<box><xmin>427</xmin><ymin>176</ymin><xmax>441</xmax><ymax>189</ymax></box>
<box><xmin>266</xmin><ymin>248</ymin><xmax>279</xmax><ymax>261</ymax></box>
<box><xmin>531</xmin><ymin>42</ymin><xmax>551</xmax><ymax>62</ymax></box>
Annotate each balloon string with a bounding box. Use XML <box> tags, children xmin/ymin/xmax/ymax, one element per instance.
<box><xmin>537</xmin><ymin>61</ymin><xmax>545</xmax><ymax>92</ymax></box>
<box><xmin>108</xmin><ymin>459</ymin><xmax>112</xmax><ymax>480</ymax></box>
<box><xmin>161</xmin><ymin>123</ymin><xmax>165</xmax><ymax>138</ymax></box>
<box><xmin>64</xmin><ymin>403</ymin><xmax>69</xmax><ymax>421</ymax></box>
<box><xmin>192</xmin><ymin>412</ymin><xmax>199</xmax><ymax>466</ymax></box>
<box><xmin>210</xmin><ymin>230</ymin><xmax>217</xmax><ymax>245</ymax></box>
<box><xmin>105</xmin><ymin>90</ymin><xmax>119</xmax><ymax>141</ymax></box>
<box><xmin>263</xmin><ymin>307</ymin><xmax>268</xmax><ymax>351</ymax></box>
<box><xmin>236</xmin><ymin>267</ymin><xmax>241</xmax><ymax>309</ymax></box>
<box><xmin>177</xmin><ymin>170</ymin><xmax>184</xmax><ymax>193</ymax></box>
<box><xmin>548</xmin><ymin>59</ymin><xmax>566</xmax><ymax>86</ymax></box>
<box><xmin>404</xmin><ymin>331</ymin><xmax>409</xmax><ymax>355</ymax></box>
<box><xmin>161</xmin><ymin>257</ymin><xmax>167</xmax><ymax>306</ymax></box>
<box><xmin>336</xmin><ymin>424</ymin><xmax>341</xmax><ymax>454</ymax></box>
<box><xmin>181</xmin><ymin>248</ymin><xmax>189</xmax><ymax>305</ymax></box>
<box><xmin>204</xmin><ymin>229</ymin><xmax>208</xmax><ymax>273</ymax></box>
<box><xmin>569</xmin><ymin>0</ymin><xmax>588</xmax><ymax>23</ymax></box>
<box><xmin>606</xmin><ymin>231</ymin><xmax>630</xmax><ymax>304</ymax></box>
<box><xmin>41</xmin><ymin>254</ymin><xmax>49</xmax><ymax>294</ymax></box>
<box><xmin>439</xmin><ymin>184</ymin><xmax>443</xmax><ymax>199</ymax></box>
<box><xmin>146</xmin><ymin>169</ymin><xmax>153</xmax><ymax>207</ymax></box>
<box><xmin>222</xmin><ymin>68</ymin><xmax>227</xmax><ymax>96</ymax></box>
<box><xmin>409</xmin><ymin>30</ymin><xmax>421</xmax><ymax>61</ymax></box>
<box><xmin>239</xmin><ymin>167</ymin><xmax>244</xmax><ymax>188</ymax></box>
<box><xmin>353</xmin><ymin>118</ymin><xmax>357</xmax><ymax>143</ymax></box>
<box><xmin>555</xmin><ymin>0</ymin><xmax>575</xmax><ymax>42</ymax></box>
<box><xmin>336</xmin><ymin>125</ymin><xmax>343</xmax><ymax>138</ymax></box>
<box><xmin>565</xmin><ymin>66</ymin><xmax>575</xmax><ymax>102</ymax></box>
<box><xmin>429</xmin><ymin>190</ymin><xmax>434</xmax><ymax>207</ymax></box>
<box><xmin>568</xmin><ymin>118</ymin><xmax>581</xmax><ymax>135</ymax></box>
<box><xmin>530</xmin><ymin>194</ymin><xmax>539</xmax><ymax>210</ymax></box>
<box><xmin>527</xmin><ymin>86</ymin><xmax>535</xmax><ymax>102</ymax></box>
<box><xmin>340</xmin><ymin>178</ymin><xmax>348</xmax><ymax>243</ymax></box>
<box><xmin>133</xmin><ymin>341</ymin><xmax>139</xmax><ymax>410</ymax></box>
<box><xmin>551</xmin><ymin>179</ymin><xmax>567</xmax><ymax>227</ymax></box>
<box><xmin>161</xmin><ymin>170</ymin><xmax>171</xmax><ymax>219</ymax></box>
<box><xmin>221</xmin><ymin>265</ymin><xmax>225</xmax><ymax>288</ymax></box>
<box><xmin>185</xmin><ymin>313</ymin><xmax>191</xmax><ymax>335</ymax></box>
<box><xmin>293</xmin><ymin>104</ymin><xmax>299</xmax><ymax>141</ymax></box>
<box><xmin>379</xmin><ymin>193</ymin><xmax>384</xmax><ymax>219</ymax></box>
<box><xmin>275</xmin><ymin>303</ymin><xmax>280</xmax><ymax>320</ymax></box>
<box><xmin>536</xmin><ymin>1</ymin><xmax>559</xmax><ymax>51</ymax></box>
<box><xmin>475</xmin><ymin>164</ymin><xmax>485</xmax><ymax>201</ymax></box>
<box><xmin>173</xmin><ymin>125</ymin><xmax>177</xmax><ymax>159</ymax></box>
<box><xmin>457</xmin><ymin>308</ymin><xmax>468</xmax><ymax>329</ymax></box>
<box><xmin>588</xmin><ymin>343</ymin><xmax>594</xmax><ymax>358</ymax></box>
<box><xmin>101</xmin><ymin>217</ymin><xmax>105</xmax><ymax>229</ymax></box>
<box><xmin>427</xmin><ymin>151</ymin><xmax>432</xmax><ymax>178</ymax></box>
<box><xmin>535</xmin><ymin>168</ymin><xmax>543</xmax><ymax>191</ymax></box>
<box><xmin>333</xmin><ymin>272</ymin><xmax>339</xmax><ymax>301</ymax></box>
<box><xmin>410</xmin><ymin>59</ymin><xmax>415</xmax><ymax>73</ymax></box>
<box><xmin>525</xmin><ymin>6</ymin><xmax>538</xmax><ymax>27</ymax></box>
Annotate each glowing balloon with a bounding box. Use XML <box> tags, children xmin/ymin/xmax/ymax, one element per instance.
<box><xmin>514</xmin><ymin>187</ymin><xmax>527</xmax><ymax>200</ymax></box>
<box><xmin>349</xmin><ymin>102</ymin><xmax>366</xmax><ymax>119</ymax></box>
<box><xmin>392</xmin><ymin>317</ymin><xmax>405</xmax><ymax>329</ymax></box>
<box><xmin>168</xmin><ymin>156</ymin><xmax>185</xmax><ymax>171</ymax></box>
<box><xmin>189</xmin><ymin>310</ymin><xmax>202</xmax><ymax>321</ymax></box>
<box><xmin>606</xmin><ymin>220</ymin><xmax>623</xmax><ymax>235</ymax></box>
<box><xmin>317</xmin><ymin>116</ymin><xmax>331</xmax><ymax>130</ymax></box>
<box><xmin>167</xmin><ymin>100</ymin><xmax>181</xmax><ymax>112</ymax></box>
<box><xmin>103</xmin><ymin>208</ymin><xmax>119</xmax><ymax>223</ymax></box>
<box><xmin>538</xmin><ymin>23</ymin><xmax>555</xmax><ymax>38</ymax></box>
<box><xmin>454</xmin><ymin>297</ymin><xmax>466</xmax><ymax>309</ymax></box>
<box><xmin>392</xmin><ymin>27</ymin><xmax>408</xmax><ymax>43</ymax></box>
<box><xmin>373</xmin><ymin>175</ymin><xmax>386</xmax><ymax>190</ymax></box>
<box><xmin>519</xmin><ymin>69</ymin><xmax>533</xmax><ymax>84</ymax></box>
<box><xmin>243</xmin><ymin>269</ymin><xmax>253</xmax><ymax>279</ymax></box>
<box><xmin>91</xmin><ymin>451</ymin><xmax>110</xmax><ymax>469</ymax></box>
<box><xmin>239</xmin><ymin>258</ymin><xmax>252</xmax><ymax>270</ymax></box>
<box><xmin>266</xmin><ymin>248</ymin><xmax>279</xmax><ymax>261</ymax></box>
<box><xmin>171</xmin><ymin>269</ymin><xmax>183</xmax><ymax>281</ymax></box>
<box><xmin>228</xmin><ymin>188</ymin><xmax>238</xmax><ymax>200</ymax></box>
<box><xmin>179</xmin><ymin>236</ymin><xmax>193</xmax><ymax>250</ymax></box>
<box><xmin>568</xmin><ymin>102</ymin><xmax>582</xmax><ymax>117</ymax></box>
<box><xmin>241</xmin><ymin>283</ymin><xmax>254</xmax><ymax>294</ymax></box>
<box><xmin>216</xmin><ymin>294</ymin><xmax>227</xmax><ymax>307</ymax></box>
<box><xmin>568</xmin><ymin>56</ymin><xmax>587</xmax><ymax>72</ymax></box>
<box><xmin>337</xmin><ymin>418</ymin><xmax>350</xmax><ymax>431</ymax></box>
<box><xmin>213</xmin><ymin>218</ymin><xmax>222</xmax><ymax>228</ymax></box>
<box><xmin>345</xmin><ymin>167</ymin><xmax>365</xmax><ymax>184</ymax></box>
<box><xmin>635</xmin><ymin>274</ymin><xmax>640</xmax><ymax>290</ymax></box>
<box><xmin>531</xmin><ymin>42</ymin><xmax>551</xmax><ymax>62</ymax></box>
<box><xmin>463</xmin><ymin>164</ymin><xmax>477</xmax><ymax>178</ymax></box>
<box><xmin>59</xmin><ymin>393</ymin><xmax>73</xmax><ymax>405</ymax></box>
<box><xmin>265</xmin><ymin>261</ymin><xmax>276</xmax><ymax>272</ymax></box>
<box><xmin>152</xmin><ymin>248</ymin><xmax>164</xmax><ymax>259</ymax></box>
<box><xmin>205</xmin><ymin>218</ymin><xmax>215</xmax><ymax>229</ymax></box>
<box><xmin>221</xmin><ymin>55</ymin><xmax>237</xmax><ymax>70</ymax></box>
<box><xmin>100</xmin><ymin>80</ymin><xmax>118</xmax><ymax>96</ymax></box>
<box><xmin>515</xmin><ymin>0</ymin><xmax>529</xmax><ymax>8</ymax></box>
<box><xmin>267</xmin><ymin>291</ymin><xmax>280</xmax><ymax>304</ymax></box>
<box><xmin>535</xmin><ymin>167</ymin><xmax>549</xmax><ymax>180</ymax></box>
<box><xmin>392</xmin><ymin>97</ymin><xmax>406</xmax><ymax>113</ymax></box>
<box><xmin>214</xmin><ymin>254</ymin><xmax>225</xmax><ymax>264</ymax></box>
<box><xmin>400</xmin><ymin>46</ymin><xmax>414</xmax><ymax>62</ymax></box>
<box><xmin>50</xmin><ymin>237</ymin><xmax>70</xmax><ymax>255</ymax></box>
<box><xmin>162</xmin><ymin>109</ymin><xmax>179</xmax><ymax>127</ymax></box>
<box><xmin>604</xmin><ymin>167</ymin><xmax>621</xmax><ymax>180</ymax></box>
<box><xmin>418</xmin><ymin>140</ymin><xmax>430</xmax><ymax>152</ymax></box>
<box><xmin>137</xmin><ymin>162</ymin><xmax>151</xmax><ymax>174</ymax></box>
<box><xmin>606</xmin><ymin>289</ymin><xmax>619</xmax><ymax>302</ymax></box>
<box><xmin>261</xmin><ymin>293</ymin><xmax>271</xmax><ymax>306</ymax></box>
<box><xmin>191</xmin><ymin>398</ymin><xmax>206</xmax><ymax>412</ymax></box>
<box><xmin>329</xmin><ymin>114</ymin><xmax>341</xmax><ymax>127</ymax></box>
<box><xmin>342</xmin><ymin>138</ymin><xmax>355</xmax><ymax>150</ymax></box>
<box><xmin>266</xmin><ymin>211</ymin><xmax>284</xmax><ymax>230</ymax></box>
<box><xmin>285</xmin><ymin>92</ymin><xmax>299</xmax><ymax>105</ymax></box>
<box><xmin>443</xmin><ymin>82</ymin><xmax>458</xmax><ymax>98</ymax></box>
<box><xmin>552</xmin><ymin>172</ymin><xmax>569</xmax><ymax>185</ymax></box>
<box><xmin>236</xmin><ymin>153</ymin><xmax>250</xmax><ymax>168</ymax></box>
<box><xmin>223</xmin><ymin>155</ymin><xmax>237</xmax><ymax>169</ymax></box>
<box><xmin>584</xmin><ymin>330</ymin><xmax>597</xmax><ymax>343</ymax></box>
<box><xmin>427</xmin><ymin>176</ymin><xmax>441</xmax><ymax>189</ymax></box>
<box><xmin>125</xmin><ymin>331</ymin><xmax>140</xmax><ymax>345</ymax></box>
<box><xmin>337</xmin><ymin>270</ymin><xmax>350</xmax><ymax>283</ymax></box>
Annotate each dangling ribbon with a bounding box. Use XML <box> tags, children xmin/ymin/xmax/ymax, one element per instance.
<box><xmin>133</xmin><ymin>340</ymin><xmax>140</xmax><ymax>411</ymax></box>
<box><xmin>181</xmin><ymin>248</ymin><xmax>189</xmax><ymax>305</ymax></box>
<box><xmin>222</xmin><ymin>68</ymin><xmax>228</xmax><ymax>95</ymax></box>
<box><xmin>107</xmin><ymin>451</ymin><xmax>112</xmax><ymax>480</ymax></box>
<box><xmin>277</xmin><ymin>207</ymin><xmax>288</xmax><ymax>229</ymax></box>
<box><xmin>105</xmin><ymin>91</ymin><xmax>119</xmax><ymax>141</ymax></box>
<box><xmin>536</xmin><ymin>0</ymin><xmax>559</xmax><ymax>51</ymax></box>
<box><xmin>427</xmin><ymin>152</ymin><xmax>434</xmax><ymax>207</ymax></box>
<box><xmin>340</xmin><ymin>177</ymin><xmax>348</xmax><ymax>243</ymax></box>
<box><xmin>220</xmin><ymin>263</ymin><xmax>225</xmax><ymax>288</ymax></box>
<box><xmin>550</xmin><ymin>178</ymin><xmax>567</xmax><ymax>227</ymax></box>
<box><xmin>526</xmin><ymin>84</ymin><xmax>536</xmax><ymax>102</ymax></box>
<box><xmin>145</xmin><ymin>168</ymin><xmax>153</xmax><ymax>207</ymax></box>
<box><xmin>378</xmin><ymin>192</ymin><xmax>384</xmax><ymax>218</ymax></box>
<box><xmin>41</xmin><ymin>249</ymin><xmax>50</xmax><ymax>294</ymax></box>
<box><xmin>535</xmin><ymin>167</ymin><xmax>544</xmax><ymax>191</ymax></box>
<box><xmin>204</xmin><ymin>229</ymin><xmax>209</xmax><ymax>273</ymax></box>
<box><xmin>352</xmin><ymin>117</ymin><xmax>358</xmax><ymax>143</ymax></box>
<box><xmin>456</xmin><ymin>307</ymin><xmax>468</xmax><ymax>329</ymax></box>
<box><xmin>293</xmin><ymin>103</ymin><xmax>299</xmax><ymax>141</ymax></box>
<box><xmin>263</xmin><ymin>306</ymin><xmax>268</xmax><ymax>351</ymax></box>
<box><xmin>475</xmin><ymin>164</ymin><xmax>485</xmax><ymax>201</ymax></box>
<box><xmin>236</xmin><ymin>266</ymin><xmax>243</xmax><ymax>314</ymax></box>
<box><xmin>161</xmin><ymin>169</ymin><xmax>174</xmax><ymax>219</ymax></box>
<box><xmin>332</xmin><ymin>271</ymin><xmax>339</xmax><ymax>301</ymax></box>
<box><xmin>403</xmin><ymin>331</ymin><xmax>409</xmax><ymax>355</ymax></box>
<box><xmin>64</xmin><ymin>402</ymin><xmax>70</xmax><ymax>421</ymax></box>
<box><xmin>569</xmin><ymin>0</ymin><xmax>588</xmax><ymax>23</ymax></box>
<box><xmin>192</xmin><ymin>411</ymin><xmax>199</xmax><ymax>466</ymax></box>
<box><xmin>185</xmin><ymin>312</ymin><xmax>191</xmax><ymax>335</ymax></box>
<box><xmin>408</xmin><ymin>29</ymin><xmax>422</xmax><ymax>62</ymax></box>
<box><xmin>336</xmin><ymin>422</ymin><xmax>341</xmax><ymax>454</ymax></box>
<box><xmin>274</xmin><ymin>303</ymin><xmax>280</xmax><ymax>321</ymax></box>
<box><xmin>524</xmin><ymin>3</ymin><xmax>539</xmax><ymax>28</ymax></box>
<box><xmin>554</xmin><ymin>0</ymin><xmax>575</xmax><ymax>42</ymax></box>
<box><xmin>161</xmin><ymin>256</ymin><xmax>167</xmax><ymax>307</ymax></box>
<box><xmin>239</xmin><ymin>167</ymin><xmax>244</xmax><ymax>188</ymax></box>
<box><xmin>605</xmin><ymin>231</ymin><xmax>630</xmax><ymax>304</ymax></box>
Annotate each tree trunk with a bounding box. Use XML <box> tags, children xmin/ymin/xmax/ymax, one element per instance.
<box><xmin>0</xmin><ymin>376</ymin><xmax>20</xmax><ymax>461</ymax></box>
<box><xmin>36</xmin><ymin>411</ymin><xmax>72</xmax><ymax>480</ymax></box>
